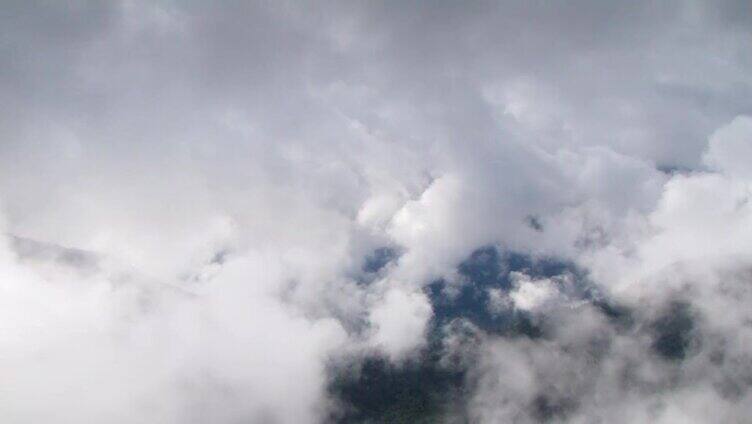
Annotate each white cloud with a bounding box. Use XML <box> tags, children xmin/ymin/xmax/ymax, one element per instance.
<box><xmin>368</xmin><ymin>287</ymin><xmax>433</xmax><ymax>361</ymax></box>
<box><xmin>1</xmin><ymin>1</ymin><xmax>751</xmax><ymax>422</ymax></box>
<box><xmin>468</xmin><ymin>117</ymin><xmax>752</xmax><ymax>422</ymax></box>
<box><xmin>508</xmin><ymin>272</ymin><xmax>560</xmax><ymax>312</ymax></box>
<box><xmin>704</xmin><ymin>115</ymin><xmax>752</xmax><ymax>179</ymax></box>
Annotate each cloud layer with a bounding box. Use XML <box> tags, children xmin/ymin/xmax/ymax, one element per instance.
<box><xmin>1</xmin><ymin>1</ymin><xmax>751</xmax><ymax>422</ymax></box>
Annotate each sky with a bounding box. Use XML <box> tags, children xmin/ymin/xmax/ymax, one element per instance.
<box><xmin>1</xmin><ymin>1</ymin><xmax>751</xmax><ymax>423</ymax></box>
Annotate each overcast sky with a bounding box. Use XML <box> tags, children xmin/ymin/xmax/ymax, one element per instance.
<box><xmin>1</xmin><ymin>1</ymin><xmax>751</xmax><ymax>423</ymax></box>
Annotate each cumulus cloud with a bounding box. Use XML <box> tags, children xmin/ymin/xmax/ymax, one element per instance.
<box><xmin>368</xmin><ymin>287</ymin><xmax>432</xmax><ymax>361</ymax></box>
<box><xmin>1</xmin><ymin>1</ymin><xmax>751</xmax><ymax>422</ymax></box>
<box><xmin>507</xmin><ymin>272</ymin><xmax>567</xmax><ymax>312</ymax></box>
<box><xmin>466</xmin><ymin>118</ymin><xmax>752</xmax><ymax>422</ymax></box>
